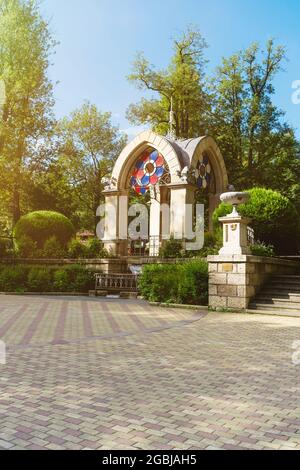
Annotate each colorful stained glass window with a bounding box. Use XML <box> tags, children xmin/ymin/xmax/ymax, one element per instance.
<box><xmin>130</xmin><ymin>149</ymin><xmax>165</xmax><ymax>195</ymax></box>
<box><xmin>195</xmin><ymin>153</ymin><xmax>211</xmax><ymax>189</ymax></box>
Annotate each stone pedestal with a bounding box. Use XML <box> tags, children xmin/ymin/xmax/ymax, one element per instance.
<box><xmin>208</xmin><ymin>255</ymin><xmax>298</xmax><ymax>310</ymax></box>
<box><xmin>218</xmin><ymin>214</ymin><xmax>251</xmax><ymax>255</ymax></box>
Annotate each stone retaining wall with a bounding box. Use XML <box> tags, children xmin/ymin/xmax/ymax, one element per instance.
<box><xmin>0</xmin><ymin>257</ymin><xmax>196</xmax><ymax>273</ymax></box>
<box><xmin>207</xmin><ymin>255</ymin><xmax>300</xmax><ymax>310</ymax></box>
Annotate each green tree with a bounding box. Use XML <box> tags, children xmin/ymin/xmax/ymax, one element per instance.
<box><xmin>58</xmin><ymin>103</ymin><xmax>127</xmax><ymax>231</ymax></box>
<box><xmin>127</xmin><ymin>27</ymin><xmax>209</xmax><ymax>138</ymax></box>
<box><xmin>210</xmin><ymin>40</ymin><xmax>300</xmax><ymax>191</ymax></box>
<box><xmin>0</xmin><ymin>0</ymin><xmax>56</xmax><ymax>225</ymax></box>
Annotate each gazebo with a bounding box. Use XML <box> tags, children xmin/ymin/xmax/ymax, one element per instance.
<box><xmin>102</xmin><ymin>130</ymin><xmax>228</xmax><ymax>256</ymax></box>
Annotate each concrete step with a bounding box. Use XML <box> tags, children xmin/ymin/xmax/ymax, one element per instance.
<box><xmin>246</xmin><ymin>308</ymin><xmax>300</xmax><ymax>317</ymax></box>
<box><xmin>248</xmin><ymin>273</ymin><xmax>300</xmax><ymax>316</ymax></box>
<box><xmin>258</xmin><ymin>289</ymin><xmax>300</xmax><ymax>302</ymax></box>
<box><xmin>267</xmin><ymin>283</ymin><xmax>300</xmax><ymax>291</ymax></box>
<box><xmin>256</xmin><ymin>294</ymin><xmax>300</xmax><ymax>304</ymax></box>
<box><xmin>249</xmin><ymin>302</ymin><xmax>300</xmax><ymax>312</ymax></box>
<box><xmin>273</xmin><ymin>275</ymin><xmax>300</xmax><ymax>279</ymax></box>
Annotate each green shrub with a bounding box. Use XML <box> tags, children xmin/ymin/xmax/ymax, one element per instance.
<box><xmin>0</xmin><ymin>265</ymin><xmax>30</xmax><ymax>291</ymax></box>
<box><xmin>53</xmin><ymin>269</ymin><xmax>69</xmax><ymax>291</ymax></box>
<box><xmin>139</xmin><ymin>264</ymin><xmax>179</xmax><ymax>302</ymax></box>
<box><xmin>14</xmin><ymin>211</ymin><xmax>75</xmax><ymax>249</ymax></box>
<box><xmin>71</xmin><ymin>267</ymin><xmax>94</xmax><ymax>291</ymax></box>
<box><xmin>213</xmin><ymin>188</ymin><xmax>300</xmax><ymax>255</ymax></box>
<box><xmin>27</xmin><ymin>267</ymin><xmax>52</xmax><ymax>292</ymax></box>
<box><xmin>86</xmin><ymin>238</ymin><xmax>108</xmax><ymax>258</ymax></box>
<box><xmin>178</xmin><ymin>260</ymin><xmax>208</xmax><ymax>305</ymax></box>
<box><xmin>67</xmin><ymin>239</ymin><xmax>88</xmax><ymax>258</ymax></box>
<box><xmin>138</xmin><ymin>260</ymin><xmax>208</xmax><ymax>305</ymax></box>
<box><xmin>43</xmin><ymin>236</ymin><xmax>66</xmax><ymax>259</ymax></box>
<box><xmin>160</xmin><ymin>238</ymin><xmax>184</xmax><ymax>259</ymax></box>
<box><xmin>15</xmin><ymin>236</ymin><xmax>37</xmax><ymax>258</ymax></box>
<box><xmin>0</xmin><ymin>264</ymin><xmax>95</xmax><ymax>293</ymax></box>
<box><xmin>251</xmin><ymin>242</ymin><xmax>275</xmax><ymax>257</ymax></box>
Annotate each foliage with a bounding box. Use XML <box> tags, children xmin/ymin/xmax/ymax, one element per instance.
<box><xmin>213</xmin><ymin>187</ymin><xmax>300</xmax><ymax>254</ymax></box>
<box><xmin>138</xmin><ymin>260</ymin><xmax>208</xmax><ymax>305</ymax></box>
<box><xmin>53</xmin><ymin>265</ymin><xmax>94</xmax><ymax>292</ymax></box>
<box><xmin>183</xmin><ymin>231</ymin><xmax>223</xmax><ymax>257</ymax></box>
<box><xmin>251</xmin><ymin>242</ymin><xmax>275</xmax><ymax>257</ymax></box>
<box><xmin>14</xmin><ymin>211</ymin><xmax>75</xmax><ymax>249</ymax></box>
<box><xmin>159</xmin><ymin>238</ymin><xmax>184</xmax><ymax>258</ymax></box>
<box><xmin>0</xmin><ymin>265</ymin><xmax>30</xmax><ymax>291</ymax></box>
<box><xmin>86</xmin><ymin>238</ymin><xmax>108</xmax><ymax>258</ymax></box>
<box><xmin>209</xmin><ymin>40</ymin><xmax>300</xmax><ymax>192</ymax></box>
<box><xmin>52</xmin><ymin>269</ymin><xmax>69</xmax><ymax>292</ymax></box>
<box><xmin>0</xmin><ymin>264</ymin><xmax>95</xmax><ymax>292</ymax></box>
<box><xmin>42</xmin><ymin>236</ymin><xmax>66</xmax><ymax>259</ymax></box>
<box><xmin>67</xmin><ymin>237</ymin><xmax>109</xmax><ymax>259</ymax></box>
<box><xmin>0</xmin><ymin>0</ymin><xmax>56</xmax><ymax>225</ymax></box>
<box><xmin>57</xmin><ymin>103</ymin><xmax>127</xmax><ymax>231</ymax></box>
<box><xmin>0</xmin><ymin>237</ymin><xmax>11</xmax><ymax>258</ymax></box>
<box><xmin>15</xmin><ymin>235</ymin><xmax>37</xmax><ymax>258</ymax></box>
<box><xmin>67</xmin><ymin>238</ymin><xmax>88</xmax><ymax>259</ymax></box>
<box><xmin>127</xmin><ymin>28</ymin><xmax>300</xmax><ymax>200</ymax></box>
<box><xmin>127</xmin><ymin>27</ymin><xmax>209</xmax><ymax>138</ymax></box>
<box><xmin>27</xmin><ymin>267</ymin><xmax>51</xmax><ymax>291</ymax></box>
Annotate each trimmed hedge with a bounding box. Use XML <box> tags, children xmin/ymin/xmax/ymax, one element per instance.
<box><xmin>213</xmin><ymin>188</ymin><xmax>300</xmax><ymax>255</ymax></box>
<box><xmin>0</xmin><ymin>265</ymin><xmax>95</xmax><ymax>293</ymax></box>
<box><xmin>14</xmin><ymin>211</ymin><xmax>75</xmax><ymax>249</ymax></box>
<box><xmin>138</xmin><ymin>260</ymin><xmax>208</xmax><ymax>305</ymax></box>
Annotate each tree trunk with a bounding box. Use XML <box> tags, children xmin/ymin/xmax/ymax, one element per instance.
<box><xmin>12</xmin><ymin>185</ymin><xmax>21</xmax><ymax>225</ymax></box>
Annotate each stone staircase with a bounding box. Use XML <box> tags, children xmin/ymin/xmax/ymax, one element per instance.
<box><xmin>248</xmin><ymin>274</ymin><xmax>300</xmax><ymax>316</ymax></box>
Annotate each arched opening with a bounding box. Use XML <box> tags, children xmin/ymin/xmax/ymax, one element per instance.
<box><xmin>126</xmin><ymin>146</ymin><xmax>171</xmax><ymax>256</ymax></box>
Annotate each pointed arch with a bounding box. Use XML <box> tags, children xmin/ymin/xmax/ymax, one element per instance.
<box><xmin>111</xmin><ymin>130</ymin><xmax>183</xmax><ymax>190</ymax></box>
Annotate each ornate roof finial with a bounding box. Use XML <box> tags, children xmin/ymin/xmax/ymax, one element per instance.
<box><xmin>167</xmin><ymin>96</ymin><xmax>176</xmax><ymax>141</ymax></box>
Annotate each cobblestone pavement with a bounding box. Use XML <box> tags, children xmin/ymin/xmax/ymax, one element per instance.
<box><xmin>0</xmin><ymin>295</ymin><xmax>300</xmax><ymax>450</ymax></box>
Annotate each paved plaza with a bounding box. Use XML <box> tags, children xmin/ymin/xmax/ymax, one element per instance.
<box><xmin>0</xmin><ymin>295</ymin><xmax>300</xmax><ymax>450</ymax></box>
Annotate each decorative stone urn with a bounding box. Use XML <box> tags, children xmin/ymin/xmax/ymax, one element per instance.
<box><xmin>219</xmin><ymin>191</ymin><xmax>252</xmax><ymax>255</ymax></box>
<box><xmin>220</xmin><ymin>191</ymin><xmax>250</xmax><ymax>216</ymax></box>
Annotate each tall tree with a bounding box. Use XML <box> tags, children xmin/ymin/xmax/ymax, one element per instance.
<box><xmin>58</xmin><ymin>103</ymin><xmax>127</xmax><ymax>231</ymax></box>
<box><xmin>210</xmin><ymin>40</ymin><xmax>300</xmax><ymax>190</ymax></box>
<box><xmin>0</xmin><ymin>0</ymin><xmax>55</xmax><ymax>226</ymax></box>
<box><xmin>127</xmin><ymin>27</ymin><xmax>209</xmax><ymax>138</ymax></box>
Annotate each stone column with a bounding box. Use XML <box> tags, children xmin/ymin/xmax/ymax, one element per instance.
<box><xmin>101</xmin><ymin>191</ymin><xmax>119</xmax><ymax>255</ymax></box>
<box><xmin>149</xmin><ymin>186</ymin><xmax>161</xmax><ymax>256</ymax></box>
<box><xmin>118</xmin><ymin>191</ymin><xmax>129</xmax><ymax>256</ymax></box>
<box><xmin>101</xmin><ymin>190</ymin><xmax>129</xmax><ymax>256</ymax></box>
<box><xmin>169</xmin><ymin>184</ymin><xmax>197</xmax><ymax>242</ymax></box>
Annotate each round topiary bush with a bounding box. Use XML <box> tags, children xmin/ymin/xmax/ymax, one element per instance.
<box><xmin>213</xmin><ymin>188</ymin><xmax>300</xmax><ymax>255</ymax></box>
<box><xmin>14</xmin><ymin>211</ymin><xmax>75</xmax><ymax>249</ymax></box>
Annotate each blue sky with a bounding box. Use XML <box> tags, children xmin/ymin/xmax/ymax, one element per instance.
<box><xmin>42</xmin><ymin>0</ymin><xmax>300</xmax><ymax>138</ymax></box>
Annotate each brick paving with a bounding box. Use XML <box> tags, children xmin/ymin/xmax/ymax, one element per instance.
<box><xmin>0</xmin><ymin>295</ymin><xmax>300</xmax><ymax>450</ymax></box>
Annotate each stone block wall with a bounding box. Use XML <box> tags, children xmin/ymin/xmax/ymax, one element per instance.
<box><xmin>208</xmin><ymin>255</ymin><xmax>299</xmax><ymax>310</ymax></box>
